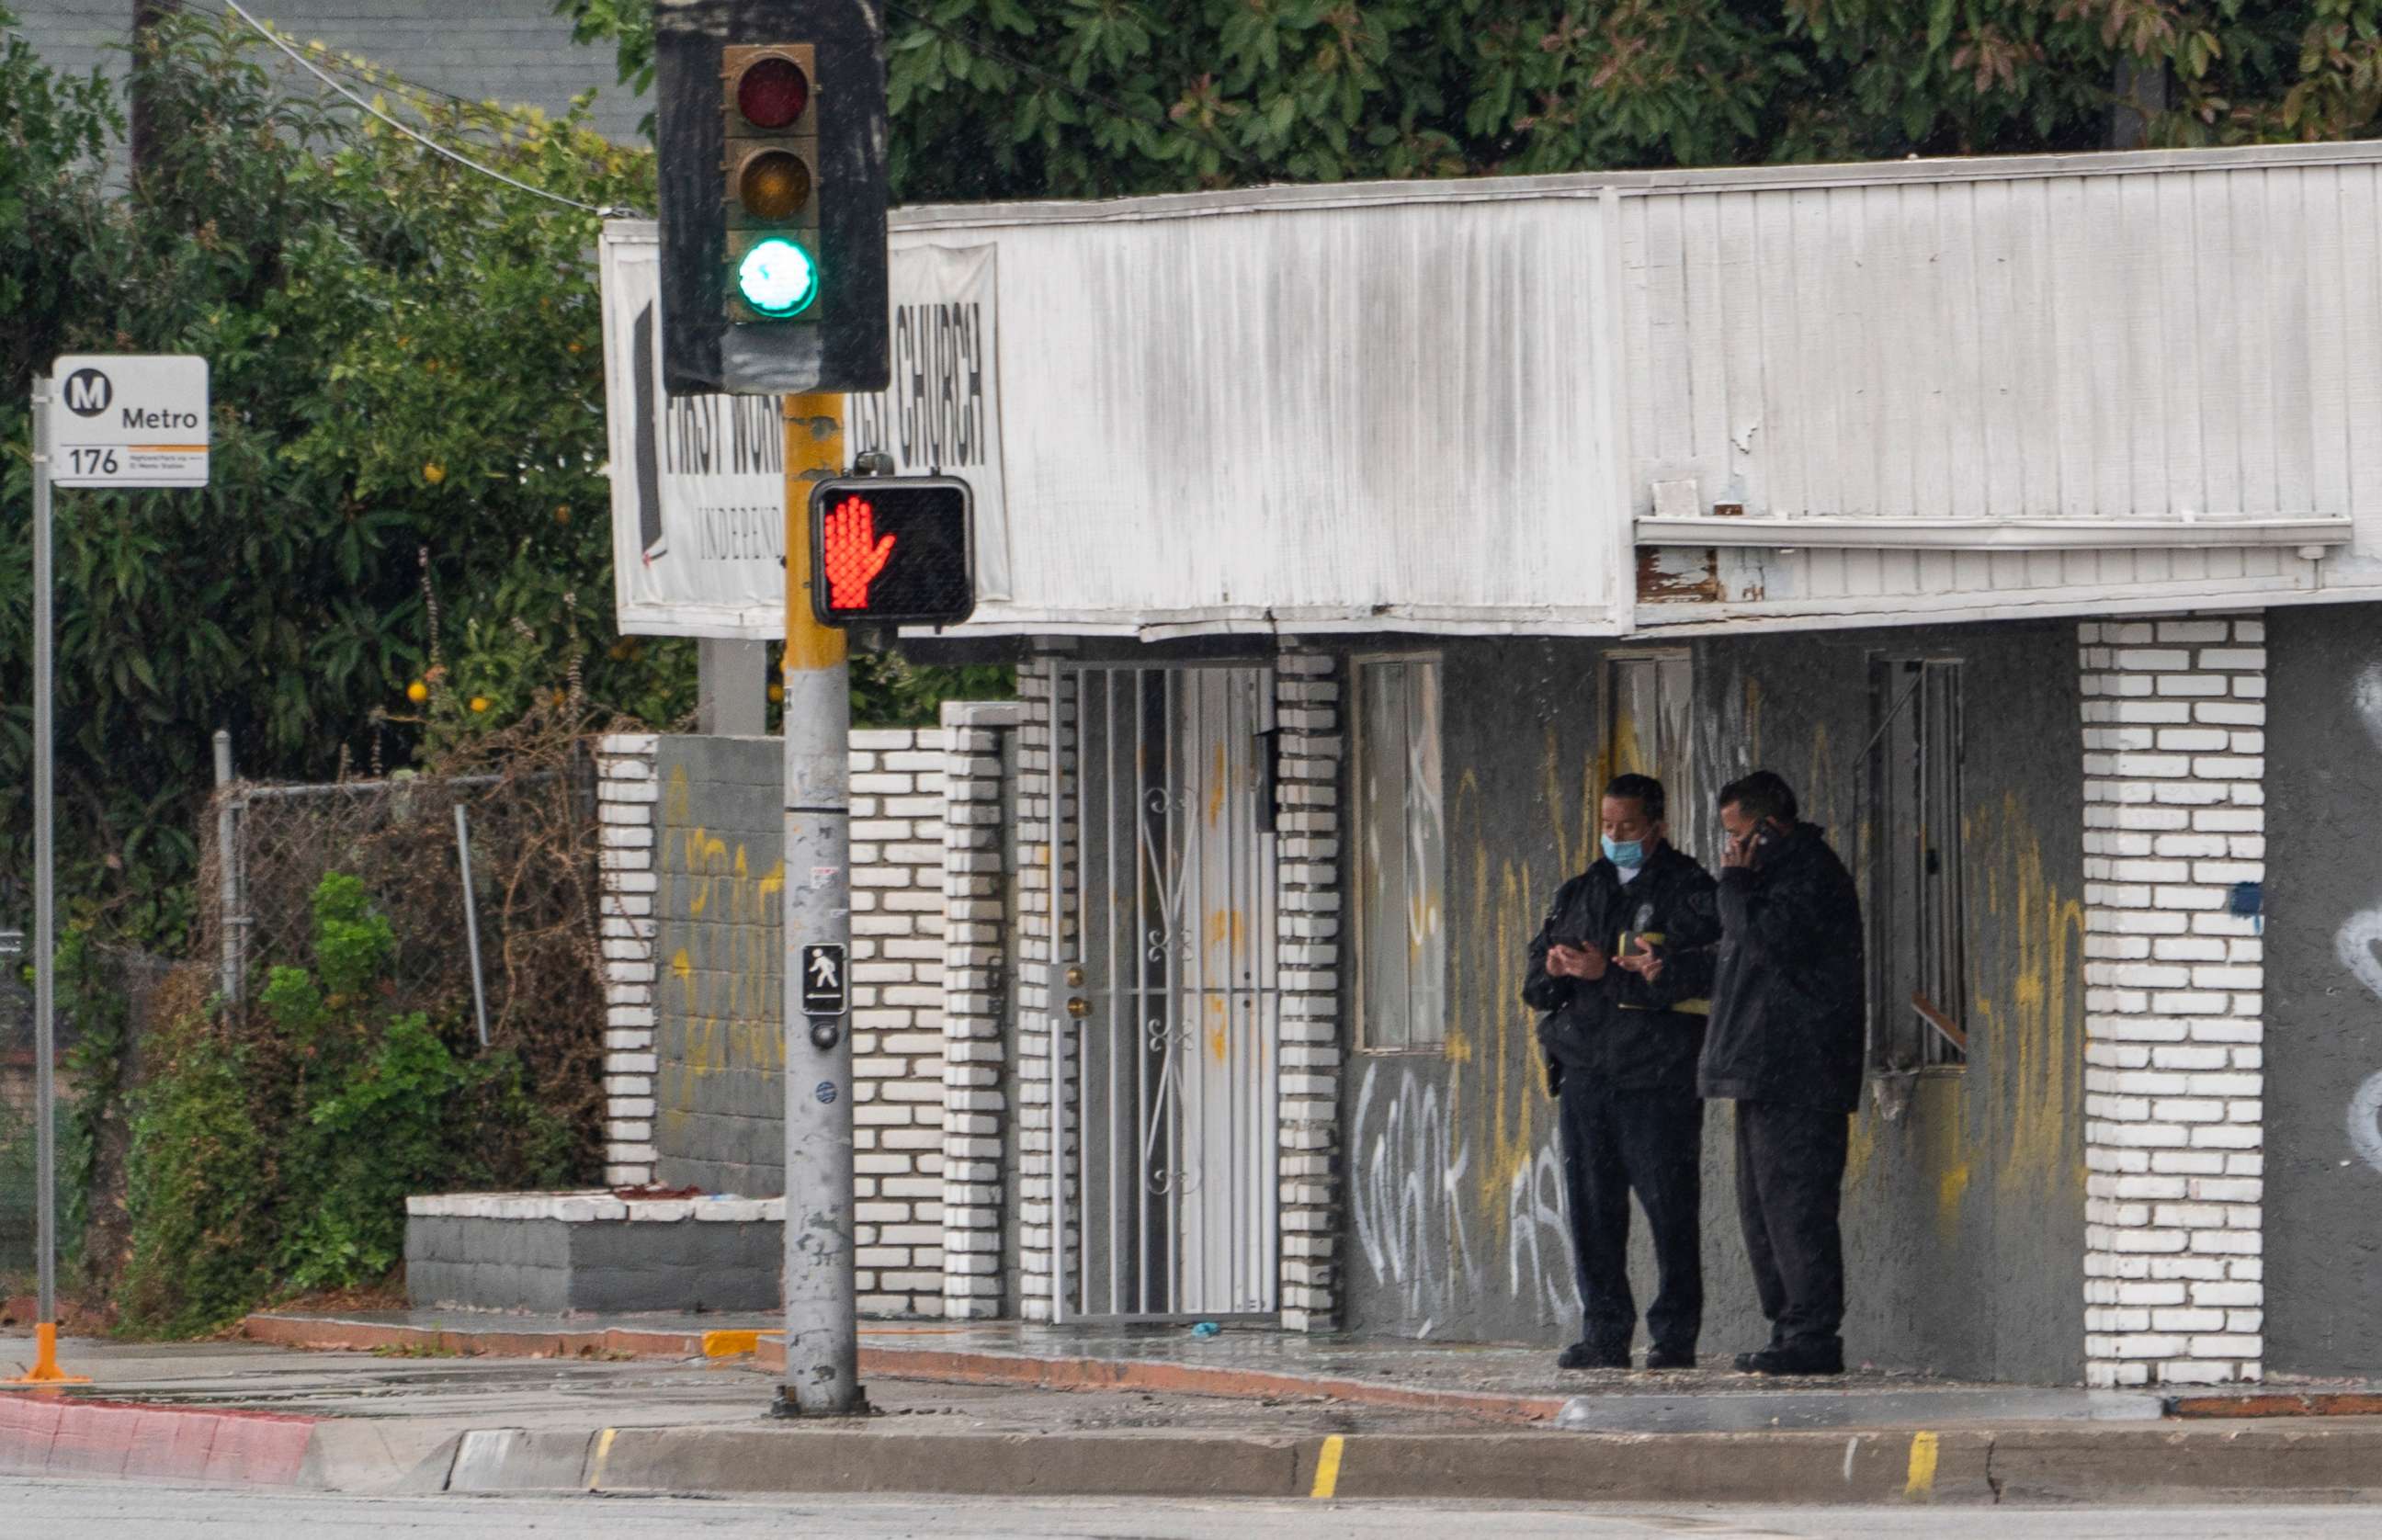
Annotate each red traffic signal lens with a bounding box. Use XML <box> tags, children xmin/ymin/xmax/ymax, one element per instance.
<box><xmin>737</xmin><ymin>148</ymin><xmax>813</xmax><ymax>220</ymax></box>
<box><xmin>735</xmin><ymin>55</ymin><xmax>811</xmax><ymax>129</ymax></box>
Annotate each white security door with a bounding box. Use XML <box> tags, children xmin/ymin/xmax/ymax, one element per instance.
<box><xmin>1051</xmin><ymin>664</ymin><xmax>1280</xmax><ymax>1320</ymax></box>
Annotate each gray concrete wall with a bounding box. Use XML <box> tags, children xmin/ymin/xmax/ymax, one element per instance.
<box><xmin>2262</xmin><ymin>604</ymin><xmax>2382</xmax><ymax>1375</ymax></box>
<box><xmin>1340</xmin><ymin>623</ymin><xmax>2088</xmax><ymax>1382</ymax></box>
<box><xmin>652</xmin><ymin>734</ymin><xmax>787</xmax><ymax>1196</ymax></box>
<box><xmin>406</xmin><ymin>1214</ymin><xmax>778</xmax><ymax>1313</ymax></box>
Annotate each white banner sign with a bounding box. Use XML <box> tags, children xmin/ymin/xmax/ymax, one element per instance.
<box><xmin>600</xmin><ymin>224</ymin><xmax>1009</xmax><ymax>637</ymax></box>
<box><xmin>600</xmin><ymin>225</ymin><xmax>787</xmax><ymax>639</ymax></box>
<box><xmin>845</xmin><ymin>243</ymin><xmax>1011</xmax><ymax>601</ymax></box>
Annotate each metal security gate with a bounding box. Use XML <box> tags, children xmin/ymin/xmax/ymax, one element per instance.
<box><xmin>1049</xmin><ymin>664</ymin><xmax>1280</xmax><ymax>1321</ymax></box>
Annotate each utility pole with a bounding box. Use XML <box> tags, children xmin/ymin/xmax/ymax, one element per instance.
<box><xmin>129</xmin><ymin>1</ymin><xmax>182</xmax><ymax>181</ymax></box>
<box><xmin>775</xmin><ymin>391</ymin><xmax>864</xmax><ymax>1417</ymax></box>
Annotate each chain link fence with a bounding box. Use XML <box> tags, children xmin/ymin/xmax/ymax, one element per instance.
<box><xmin>191</xmin><ymin>728</ymin><xmax>613</xmax><ymax>1171</ymax></box>
<box><xmin>4</xmin><ymin>719</ymin><xmax>618</xmax><ymax>1297</ymax></box>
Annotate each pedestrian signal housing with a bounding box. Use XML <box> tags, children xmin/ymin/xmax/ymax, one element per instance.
<box><xmin>808</xmin><ymin>477</ymin><xmax>974</xmax><ymax>628</ymax></box>
<box><xmin>653</xmin><ymin>3</ymin><xmax>888</xmax><ymax>396</ymax></box>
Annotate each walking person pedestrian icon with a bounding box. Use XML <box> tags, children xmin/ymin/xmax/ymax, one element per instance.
<box><xmin>800</xmin><ymin>942</ymin><xmax>847</xmax><ymax>1014</ymax></box>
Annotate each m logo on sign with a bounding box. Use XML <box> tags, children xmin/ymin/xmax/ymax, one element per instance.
<box><xmin>62</xmin><ymin>368</ymin><xmax>112</xmax><ymax>417</ymax></box>
<box><xmin>800</xmin><ymin>943</ymin><xmax>847</xmax><ymax>1015</ymax></box>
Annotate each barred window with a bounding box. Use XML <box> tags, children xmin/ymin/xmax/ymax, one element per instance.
<box><xmin>1353</xmin><ymin>658</ymin><xmax>1446</xmax><ymax>1051</ymax></box>
<box><xmin>1870</xmin><ymin>657</ymin><xmax>1968</xmax><ymax>1071</ymax></box>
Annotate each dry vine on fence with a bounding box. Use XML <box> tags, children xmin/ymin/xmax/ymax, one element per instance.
<box><xmin>193</xmin><ymin>702</ymin><xmax>618</xmax><ymax>1172</ymax></box>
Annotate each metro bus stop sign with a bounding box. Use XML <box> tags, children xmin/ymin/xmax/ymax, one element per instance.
<box><xmin>51</xmin><ymin>355</ymin><xmax>210</xmax><ymax>487</ymax></box>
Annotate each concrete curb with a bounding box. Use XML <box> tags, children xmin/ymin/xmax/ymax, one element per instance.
<box><xmin>0</xmin><ymin>1392</ymin><xmax>317</xmax><ymax>1484</ymax></box>
<box><xmin>433</xmin><ymin>1420</ymin><xmax>2382</xmax><ymax>1506</ymax></box>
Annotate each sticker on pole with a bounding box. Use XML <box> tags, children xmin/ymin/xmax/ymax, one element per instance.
<box><xmin>800</xmin><ymin>943</ymin><xmax>847</xmax><ymax>1015</ymax></box>
<box><xmin>51</xmin><ymin>355</ymin><xmax>210</xmax><ymax>488</ymax></box>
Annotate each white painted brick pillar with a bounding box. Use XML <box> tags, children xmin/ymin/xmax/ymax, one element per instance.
<box><xmin>1275</xmin><ymin>648</ymin><xmax>1344</xmax><ymax>1331</ymax></box>
<box><xmin>1013</xmin><ymin>659</ymin><xmax>1065</xmax><ymax>1320</ymax></box>
<box><xmin>847</xmin><ymin>727</ymin><xmax>951</xmax><ymax>1318</ymax></box>
<box><xmin>2079</xmin><ymin>615</ymin><xmax>2267</xmax><ymax>1387</ymax></box>
<box><xmin>941</xmin><ymin>700</ymin><xmax>1023</xmax><ymax>1319</ymax></box>
<box><xmin>596</xmin><ymin>732</ymin><xmax>662</xmax><ymax>1185</ymax></box>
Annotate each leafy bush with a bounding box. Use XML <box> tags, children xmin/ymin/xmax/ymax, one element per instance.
<box><xmin>117</xmin><ymin>873</ymin><xmax>572</xmax><ymax>1335</ymax></box>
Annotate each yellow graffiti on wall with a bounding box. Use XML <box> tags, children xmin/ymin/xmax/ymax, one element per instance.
<box><xmin>654</xmin><ymin>763</ymin><xmax>786</xmax><ymax>1147</ymax></box>
<box><xmin>1446</xmin><ymin>728</ymin><xmax>1596</xmax><ymax>1241</ymax></box>
<box><xmin>1968</xmin><ymin>792</ymin><xmax>2086</xmax><ymax>1199</ymax></box>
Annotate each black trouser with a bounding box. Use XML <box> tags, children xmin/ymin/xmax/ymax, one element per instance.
<box><xmin>1557</xmin><ymin>1079</ymin><xmax>1704</xmax><ymax>1355</ymax></box>
<box><xmin>1732</xmin><ymin>1099</ymin><xmax>1850</xmax><ymax>1353</ymax></box>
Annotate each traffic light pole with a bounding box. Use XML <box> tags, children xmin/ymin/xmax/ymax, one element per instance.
<box><xmin>774</xmin><ymin>391</ymin><xmax>866</xmax><ymax>1417</ymax></box>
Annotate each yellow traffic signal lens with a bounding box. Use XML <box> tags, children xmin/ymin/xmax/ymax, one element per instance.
<box><xmin>737</xmin><ymin>149</ymin><xmax>812</xmax><ymax>221</ymax></box>
<box><xmin>737</xmin><ymin>238</ymin><xmax>818</xmax><ymax>317</ymax></box>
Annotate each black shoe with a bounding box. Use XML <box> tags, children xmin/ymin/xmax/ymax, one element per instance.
<box><xmin>1740</xmin><ymin>1342</ymin><xmax>1845</xmax><ymax>1376</ymax></box>
<box><xmin>1642</xmin><ymin>1346</ymin><xmax>1697</xmax><ymax>1371</ymax></box>
<box><xmin>1557</xmin><ymin>1340</ymin><xmax>1631</xmax><ymax>1371</ymax></box>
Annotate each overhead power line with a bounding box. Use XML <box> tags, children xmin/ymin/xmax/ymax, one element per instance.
<box><xmin>215</xmin><ymin>0</ymin><xmax>646</xmax><ymax>217</ymax></box>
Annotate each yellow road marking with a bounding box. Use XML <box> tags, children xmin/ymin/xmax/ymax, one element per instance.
<box><xmin>1904</xmin><ymin>1430</ymin><xmax>1939</xmax><ymax>1499</ymax></box>
<box><xmin>702</xmin><ymin>1330</ymin><xmax>764</xmax><ymax>1357</ymax></box>
<box><xmin>588</xmin><ymin>1427</ymin><xmax>617</xmax><ymax>1490</ymax></box>
<box><xmin>1310</xmin><ymin>1434</ymin><xmax>1345</xmax><ymax>1500</ymax></box>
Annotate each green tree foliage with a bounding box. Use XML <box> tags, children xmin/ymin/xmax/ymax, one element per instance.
<box><xmin>0</xmin><ymin>9</ymin><xmax>993</xmax><ymax>949</ymax></box>
<box><xmin>0</xmin><ymin>8</ymin><xmax>662</xmax><ymax>944</ymax></box>
<box><xmin>118</xmin><ymin>873</ymin><xmax>572</xmax><ymax>1335</ymax></box>
<box><xmin>561</xmin><ymin>0</ymin><xmax>2382</xmax><ymax>196</ymax></box>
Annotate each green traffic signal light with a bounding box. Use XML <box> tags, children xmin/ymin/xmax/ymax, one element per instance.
<box><xmin>736</xmin><ymin>238</ymin><xmax>818</xmax><ymax>318</ymax></box>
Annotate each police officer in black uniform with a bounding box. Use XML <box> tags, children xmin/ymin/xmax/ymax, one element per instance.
<box><xmin>1524</xmin><ymin>774</ymin><xmax>1719</xmax><ymax>1371</ymax></box>
<box><xmin>1703</xmin><ymin>769</ymin><xmax>1866</xmax><ymax>1377</ymax></box>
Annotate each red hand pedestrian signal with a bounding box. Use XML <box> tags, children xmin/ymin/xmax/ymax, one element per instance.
<box><xmin>807</xmin><ymin>476</ymin><xmax>973</xmax><ymax>628</ymax></box>
<box><xmin>822</xmin><ymin>493</ymin><xmax>895</xmax><ymax>610</ymax></box>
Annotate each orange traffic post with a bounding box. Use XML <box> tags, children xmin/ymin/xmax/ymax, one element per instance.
<box><xmin>7</xmin><ymin>1321</ymin><xmax>90</xmax><ymax>1387</ymax></box>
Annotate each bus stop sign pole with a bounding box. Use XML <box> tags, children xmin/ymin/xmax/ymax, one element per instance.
<box><xmin>13</xmin><ymin>357</ymin><xmax>205</xmax><ymax>1387</ymax></box>
<box><xmin>10</xmin><ymin>375</ymin><xmax>85</xmax><ymax>1387</ymax></box>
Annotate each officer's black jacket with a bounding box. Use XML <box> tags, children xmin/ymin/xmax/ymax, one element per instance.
<box><xmin>1697</xmin><ymin>821</ymin><xmax>1866</xmax><ymax>1114</ymax></box>
<box><xmin>1523</xmin><ymin>843</ymin><xmax>1719</xmax><ymax>1096</ymax></box>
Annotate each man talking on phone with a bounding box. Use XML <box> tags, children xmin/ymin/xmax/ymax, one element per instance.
<box><xmin>1524</xmin><ymin>774</ymin><xmax>1718</xmax><ymax>1372</ymax></box>
<box><xmin>1703</xmin><ymin>770</ymin><xmax>1865</xmax><ymax>1376</ymax></box>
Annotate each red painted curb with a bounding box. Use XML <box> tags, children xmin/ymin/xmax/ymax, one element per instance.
<box><xmin>849</xmin><ymin>1345</ymin><xmax>1570</xmax><ymax>1426</ymax></box>
<box><xmin>0</xmin><ymin>1392</ymin><xmax>317</xmax><ymax>1485</ymax></box>
<box><xmin>240</xmin><ymin>1313</ymin><xmax>710</xmax><ymax>1361</ymax></box>
<box><xmin>2165</xmin><ymin>1391</ymin><xmax>2382</xmax><ymax>1419</ymax></box>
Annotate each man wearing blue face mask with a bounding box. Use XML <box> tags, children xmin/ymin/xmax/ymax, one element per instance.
<box><xmin>1524</xmin><ymin>774</ymin><xmax>1721</xmax><ymax>1372</ymax></box>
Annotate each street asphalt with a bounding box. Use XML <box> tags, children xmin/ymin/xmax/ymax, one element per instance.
<box><xmin>13</xmin><ymin>1481</ymin><xmax>2382</xmax><ymax>1539</ymax></box>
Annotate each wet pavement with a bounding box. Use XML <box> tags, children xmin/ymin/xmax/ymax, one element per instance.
<box><xmin>0</xmin><ymin>1332</ymin><xmax>1495</xmax><ymax>1435</ymax></box>
<box><xmin>218</xmin><ymin>1308</ymin><xmax>2190</xmax><ymax>1431</ymax></box>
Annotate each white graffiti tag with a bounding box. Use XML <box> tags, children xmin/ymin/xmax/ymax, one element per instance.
<box><xmin>1351</xmin><ymin>1063</ymin><xmax>1478</xmax><ymax>1322</ymax></box>
<box><xmin>1352</xmin><ymin>1061</ymin><xmax>1579</xmax><ymax>1326</ymax></box>
<box><xmin>2334</xmin><ymin>665</ymin><xmax>2382</xmax><ymax>1175</ymax></box>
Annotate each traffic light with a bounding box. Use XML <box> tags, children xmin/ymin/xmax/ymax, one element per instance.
<box><xmin>808</xmin><ymin>478</ymin><xmax>974</xmax><ymax>628</ymax></box>
<box><xmin>723</xmin><ymin>44</ymin><xmax>819</xmax><ymax>323</ymax></box>
<box><xmin>654</xmin><ymin>2</ymin><xmax>889</xmax><ymax>397</ymax></box>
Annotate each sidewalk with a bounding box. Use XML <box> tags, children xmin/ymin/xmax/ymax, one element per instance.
<box><xmin>237</xmin><ymin>1308</ymin><xmax>2168</xmax><ymax>1430</ymax></box>
<box><xmin>7</xmin><ymin>1319</ymin><xmax>2382</xmax><ymax>1506</ymax></box>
